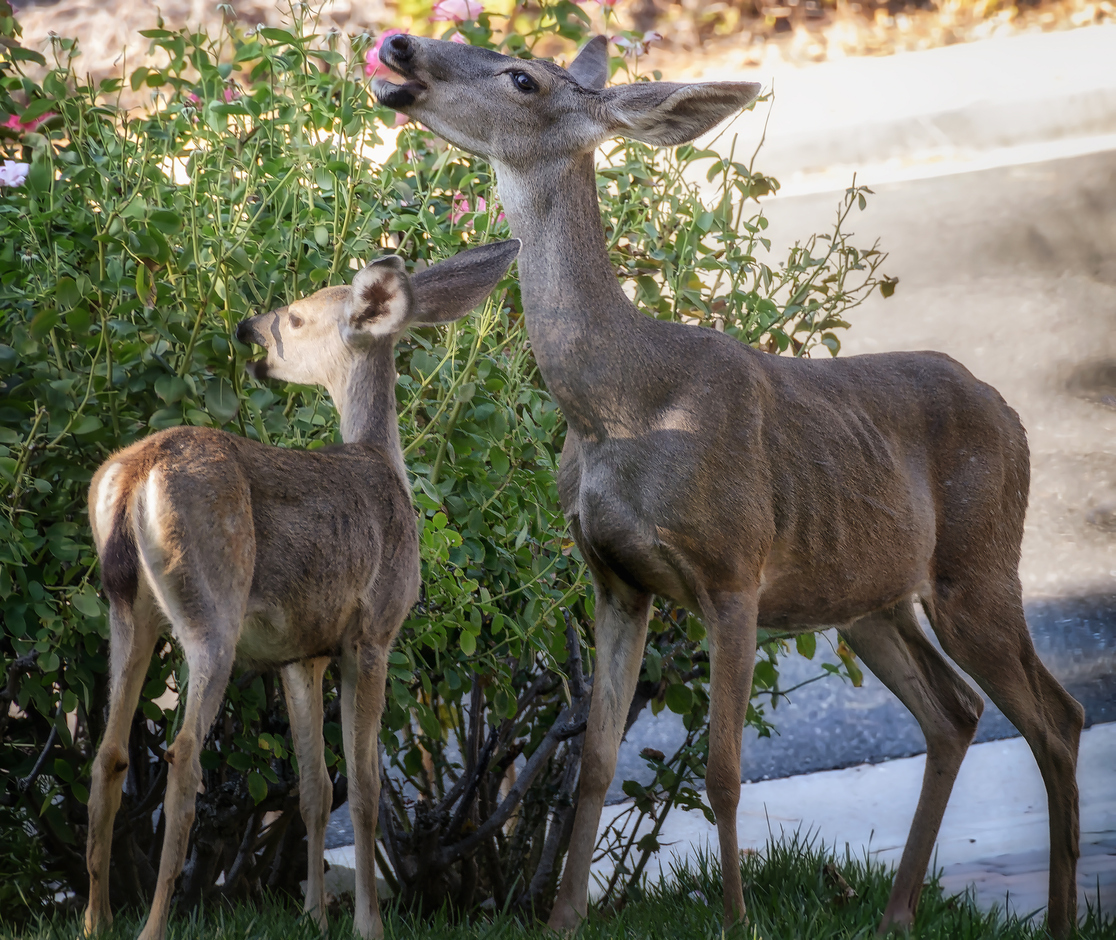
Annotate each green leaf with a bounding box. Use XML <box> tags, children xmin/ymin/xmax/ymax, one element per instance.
<box><xmin>795</xmin><ymin>632</ymin><xmax>816</xmax><ymax>660</ymax></box>
<box><xmin>155</xmin><ymin>375</ymin><xmax>188</xmax><ymax>405</ymax></box>
<box><xmin>29</xmin><ymin>308</ymin><xmax>60</xmax><ymax>341</ymax></box>
<box><xmin>56</xmin><ymin>277</ymin><xmax>81</xmax><ymax>308</ymax></box>
<box><xmin>72</xmin><ymin>587</ymin><xmax>101</xmax><ymax>618</ymax></box>
<box><xmin>459</xmin><ymin>631</ymin><xmax>476</xmax><ymax>656</ymax></box>
<box><xmin>664</xmin><ymin>683</ymin><xmax>692</xmax><ymax>715</ymax></box>
<box><xmin>26</xmin><ymin>155</ymin><xmax>52</xmax><ymax>195</ymax></box>
<box><xmin>753</xmin><ymin>659</ymin><xmax>777</xmax><ymax>689</ymax></box>
<box><xmin>148</xmin><ymin>209</ymin><xmax>183</xmax><ymax>235</ymax></box>
<box><xmin>247</xmin><ymin>771</ymin><xmax>268</xmax><ymax>804</ymax></box>
<box><xmin>135</xmin><ymin>264</ymin><xmax>155</xmax><ymax>308</ymax></box>
<box><xmin>53</xmin><ymin>758</ymin><xmax>74</xmax><ymax>783</ymax></box>
<box><xmin>205</xmin><ymin>379</ymin><xmax>239</xmax><ymax>426</ymax></box>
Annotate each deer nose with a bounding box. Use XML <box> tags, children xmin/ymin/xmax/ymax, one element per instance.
<box><xmin>387</xmin><ymin>33</ymin><xmax>414</xmax><ymax>61</ymax></box>
<box><xmin>234</xmin><ymin>320</ymin><xmax>253</xmax><ymax>345</ymax></box>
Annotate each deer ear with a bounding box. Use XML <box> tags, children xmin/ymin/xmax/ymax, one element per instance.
<box><xmin>567</xmin><ymin>35</ymin><xmax>609</xmax><ymax>90</ymax></box>
<box><xmin>346</xmin><ymin>255</ymin><xmax>413</xmax><ymax>342</ymax></box>
<box><xmin>409</xmin><ymin>239</ymin><xmax>521</xmax><ymax>326</ymax></box>
<box><xmin>600</xmin><ymin>81</ymin><xmax>762</xmax><ymax>147</ymax></box>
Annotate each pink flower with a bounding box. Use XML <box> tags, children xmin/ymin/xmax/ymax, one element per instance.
<box><xmin>0</xmin><ymin>160</ymin><xmax>30</xmax><ymax>187</ymax></box>
<box><xmin>365</xmin><ymin>28</ymin><xmax>404</xmax><ymax>78</ymax></box>
<box><xmin>450</xmin><ymin>192</ymin><xmax>471</xmax><ymax>225</ymax></box>
<box><xmin>184</xmin><ymin>91</ymin><xmax>201</xmax><ymax>105</ymax></box>
<box><xmin>223</xmin><ymin>86</ymin><xmax>241</xmax><ymax>103</ymax></box>
<box><xmin>394</xmin><ymin>111</ymin><xmax>410</xmax><ymax>127</ymax></box>
<box><xmin>2</xmin><ymin>111</ymin><xmax>56</xmax><ymax>134</ymax></box>
<box><xmin>431</xmin><ymin>0</ymin><xmax>483</xmax><ymax>22</ymax></box>
<box><xmin>451</xmin><ymin>194</ymin><xmax>506</xmax><ymax>226</ymax></box>
<box><xmin>448</xmin><ymin>31</ymin><xmax>468</xmax><ymax>43</ymax></box>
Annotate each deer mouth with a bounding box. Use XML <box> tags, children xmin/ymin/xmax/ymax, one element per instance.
<box><xmin>373</xmin><ymin>77</ymin><xmax>427</xmax><ymax>110</ymax></box>
<box><xmin>245</xmin><ymin>356</ymin><xmax>269</xmax><ymax>381</ymax></box>
<box><xmin>374</xmin><ymin>49</ymin><xmax>427</xmax><ymax>109</ymax></box>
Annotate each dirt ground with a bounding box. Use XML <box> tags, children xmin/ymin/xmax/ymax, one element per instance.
<box><xmin>8</xmin><ymin>0</ymin><xmax>1114</xmax><ymax>97</ymax></box>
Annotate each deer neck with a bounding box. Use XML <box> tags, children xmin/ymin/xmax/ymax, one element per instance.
<box><xmin>495</xmin><ymin>152</ymin><xmax>643</xmax><ymax>434</ymax></box>
<box><xmin>333</xmin><ymin>344</ymin><xmax>407</xmax><ymax>483</ymax></box>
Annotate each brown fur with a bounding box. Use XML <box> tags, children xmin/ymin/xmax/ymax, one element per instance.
<box><xmin>82</xmin><ymin>241</ymin><xmax>520</xmax><ymax>940</ymax></box>
<box><xmin>375</xmin><ymin>35</ymin><xmax>1084</xmax><ymax>938</ymax></box>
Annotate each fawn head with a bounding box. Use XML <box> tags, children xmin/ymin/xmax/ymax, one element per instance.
<box><xmin>373</xmin><ymin>34</ymin><xmax>762</xmax><ymax>171</ymax></box>
<box><xmin>236</xmin><ymin>239</ymin><xmax>520</xmax><ymax>397</ymax></box>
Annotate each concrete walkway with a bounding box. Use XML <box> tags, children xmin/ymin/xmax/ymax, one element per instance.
<box><xmin>591</xmin><ymin>723</ymin><xmax>1116</xmax><ymax>920</ymax></box>
<box><xmin>683</xmin><ymin>23</ymin><xmax>1116</xmax><ymax>195</ymax></box>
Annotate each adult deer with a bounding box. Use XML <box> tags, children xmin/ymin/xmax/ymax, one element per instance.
<box><xmin>82</xmin><ymin>240</ymin><xmax>520</xmax><ymax>940</ymax></box>
<box><xmin>373</xmin><ymin>35</ymin><xmax>1084</xmax><ymax>937</ymax></box>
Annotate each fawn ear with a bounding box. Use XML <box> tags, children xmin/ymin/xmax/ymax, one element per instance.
<box><xmin>346</xmin><ymin>255</ymin><xmax>413</xmax><ymax>343</ymax></box>
<box><xmin>409</xmin><ymin>239</ymin><xmax>521</xmax><ymax>326</ymax></box>
<box><xmin>567</xmin><ymin>35</ymin><xmax>609</xmax><ymax>91</ymax></box>
<box><xmin>599</xmin><ymin>81</ymin><xmax>762</xmax><ymax>147</ymax></box>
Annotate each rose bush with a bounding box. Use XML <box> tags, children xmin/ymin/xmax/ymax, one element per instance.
<box><xmin>0</xmin><ymin>0</ymin><xmax>892</xmax><ymax>922</ymax></box>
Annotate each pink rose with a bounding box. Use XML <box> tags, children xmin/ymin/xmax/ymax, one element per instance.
<box><xmin>451</xmin><ymin>194</ymin><xmax>506</xmax><ymax>226</ymax></box>
<box><xmin>2</xmin><ymin>112</ymin><xmax>56</xmax><ymax>134</ymax></box>
<box><xmin>223</xmin><ymin>86</ymin><xmax>241</xmax><ymax>103</ymax></box>
<box><xmin>431</xmin><ymin>0</ymin><xmax>483</xmax><ymax>22</ymax></box>
<box><xmin>448</xmin><ymin>31</ymin><xmax>469</xmax><ymax>43</ymax></box>
<box><xmin>365</xmin><ymin>28</ymin><xmax>404</xmax><ymax>78</ymax></box>
<box><xmin>184</xmin><ymin>91</ymin><xmax>201</xmax><ymax>105</ymax></box>
<box><xmin>450</xmin><ymin>192</ymin><xmax>471</xmax><ymax>225</ymax></box>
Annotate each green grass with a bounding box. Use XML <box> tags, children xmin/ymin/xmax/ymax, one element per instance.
<box><xmin>5</xmin><ymin>836</ymin><xmax>1113</xmax><ymax>940</ymax></box>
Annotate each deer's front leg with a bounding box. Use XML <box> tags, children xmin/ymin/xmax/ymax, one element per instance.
<box><xmin>281</xmin><ymin>657</ymin><xmax>333</xmax><ymax>932</ymax></box>
<box><xmin>341</xmin><ymin>639</ymin><xmax>390</xmax><ymax>940</ymax></box>
<box><xmin>548</xmin><ymin>580</ymin><xmax>652</xmax><ymax>931</ymax></box>
<box><xmin>701</xmin><ymin>589</ymin><xmax>759</xmax><ymax>928</ymax></box>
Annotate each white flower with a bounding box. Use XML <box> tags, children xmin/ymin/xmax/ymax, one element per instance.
<box><xmin>613</xmin><ymin>31</ymin><xmax>663</xmax><ymax>57</ymax></box>
<box><xmin>0</xmin><ymin>160</ymin><xmax>30</xmax><ymax>187</ymax></box>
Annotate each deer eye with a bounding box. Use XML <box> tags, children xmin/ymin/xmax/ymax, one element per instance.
<box><xmin>289</xmin><ymin>313</ymin><xmax>304</xmax><ymax>329</ymax></box>
<box><xmin>510</xmin><ymin>71</ymin><xmax>538</xmax><ymax>94</ymax></box>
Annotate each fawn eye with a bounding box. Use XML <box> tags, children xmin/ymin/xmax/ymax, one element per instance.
<box><xmin>289</xmin><ymin>313</ymin><xmax>304</xmax><ymax>329</ymax></box>
<box><xmin>511</xmin><ymin>71</ymin><xmax>538</xmax><ymax>94</ymax></box>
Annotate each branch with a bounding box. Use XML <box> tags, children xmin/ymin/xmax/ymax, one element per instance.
<box><xmin>18</xmin><ymin>724</ymin><xmax>57</xmax><ymax>793</ymax></box>
<box><xmin>441</xmin><ymin>694</ymin><xmax>590</xmax><ymax>867</ymax></box>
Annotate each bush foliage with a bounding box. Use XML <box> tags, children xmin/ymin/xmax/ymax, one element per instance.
<box><xmin>0</xmin><ymin>0</ymin><xmax>893</xmax><ymax>922</ymax></box>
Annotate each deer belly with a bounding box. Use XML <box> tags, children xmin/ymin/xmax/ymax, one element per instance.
<box><xmin>235</xmin><ymin>608</ymin><xmax>345</xmax><ymax>667</ymax></box>
<box><xmin>756</xmin><ymin>515</ymin><xmax>934</xmax><ymax>628</ymax></box>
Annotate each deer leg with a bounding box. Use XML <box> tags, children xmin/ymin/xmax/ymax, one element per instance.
<box><xmin>138</xmin><ymin>628</ymin><xmax>236</xmax><ymax>940</ymax></box>
<box><xmin>548</xmin><ymin>583</ymin><xmax>652</xmax><ymax>931</ymax></box>
<box><xmin>840</xmin><ymin>599</ymin><xmax>984</xmax><ymax>933</ymax></box>
<box><xmin>926</xmin><ymin>583</ymin><xmax>1083</xmax><ymax>940</ymax></box>
<box><xmin>84</xmin><ymin>592</ymin><xmax>161</xmax><ymax>935</ymax></box>
<box><xmin>340</xmin><ymin>639</ymin><xmax>390</xmax><ymax>940</ymax></box>
<box><xmin>702</xmin><ymin>589</ymin><xmax>758</xmax><ymax>927</ymax></box>
<box><xmin>281</xmin><ymin>657</ymin><xmax>332</xmax><ymax>933</ymax></box>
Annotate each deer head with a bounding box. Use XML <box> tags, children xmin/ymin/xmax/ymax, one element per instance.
<box><xmin>237</xmin><ymin>240</ymin><xmax>520</xmax><ymax>392</ymax></box>
<box><xmin>372</xmin><ymin>34</ymin><xmax>761</xmax><ymax>173</ymax></box>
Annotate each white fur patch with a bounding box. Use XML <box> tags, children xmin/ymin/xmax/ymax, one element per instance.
<box><xmin>349</xmin><ymin>264</ymin><xmax>410</xmax><ymax>340</ymax></box>
<box><xmin>92</xmin><ymin>462</ymin><xmax>124</xmax><ymax>545</ymax></box>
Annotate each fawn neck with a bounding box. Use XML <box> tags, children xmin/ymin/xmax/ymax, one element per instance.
<box><xmin>335</xmin><ymin>344</ymin><xmax>407</xmax><ymax>481</ymax></box>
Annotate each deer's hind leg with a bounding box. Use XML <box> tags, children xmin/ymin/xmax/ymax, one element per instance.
<box><xmin>281</xmin><ymin>657</ymin><xmax>333</xmax><ymax>932</ymax></box>
<box><xmin>85</xmin><ymin>587</ymin><xmax>162</xmax><ymax>935</ymax></box>
<box><xmin>924</xmin><ymin>579</ymin><xmax>1083</xmax><ymax>939</ymax></box>
<box><xmin>840</xmin><ymin>598</ymin><xmax>984</xmax><ymax>933</ymax></box>
<box><xmin>133</xmin><ymin>471</ymin><xmax>253</xmax><ymax>940</ymax></box>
